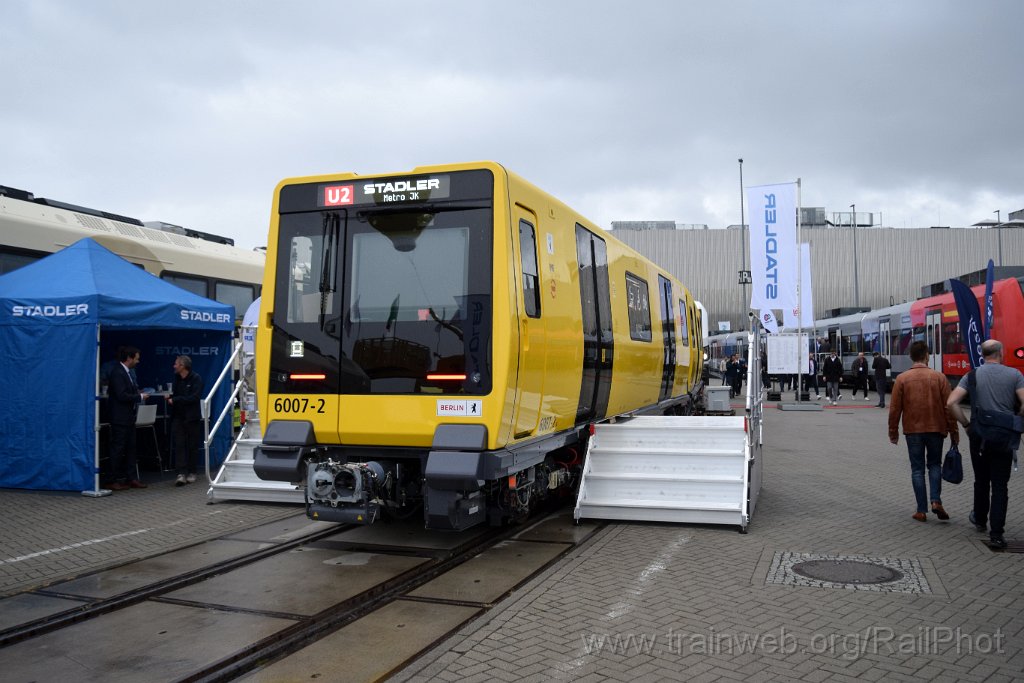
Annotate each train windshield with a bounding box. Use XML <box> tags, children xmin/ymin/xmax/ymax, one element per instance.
<box><xmin>269</xmin><ymin>170</ymin><xmax>493</xmax><ymax>396</ymax></box>
<box><xmin>342</xmin><ymin>207</ymin><xmax>491</xmax><ymax>394</ymax></box>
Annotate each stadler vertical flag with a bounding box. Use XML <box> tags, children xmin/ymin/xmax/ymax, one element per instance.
<box><xmin>747</xmin><ymin>182</ymin><xmax>798</xmax><ymax>316</ymax></box>
<box><xmin>784</xmin><ymin>243</ymin><xmax>815</xmax><ymax>328</ymax></box>
<box><xmin>984</xmin><ymin>258</ymin><xmax>994</xmax><ymax>339</ymax></box>
<box><xmin>949</xmin><ymin>279</ymin><xmax>984</xmax><ymax>369</ymax></box>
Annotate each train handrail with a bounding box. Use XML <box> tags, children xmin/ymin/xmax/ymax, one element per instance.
<box><xmin>201</xmin><ymin>338</ymin><xmax>246</xmax><ymax>483</ymax></box>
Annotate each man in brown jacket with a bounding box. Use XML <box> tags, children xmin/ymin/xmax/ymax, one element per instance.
<box><xmin>888</xmin><ymin>340</ymin><xmax>960</xmax><ymax>522</ymax></box>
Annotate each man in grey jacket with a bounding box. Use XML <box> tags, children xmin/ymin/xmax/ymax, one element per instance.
<box><xmin>947</xmin><ymin>339</ymin><xmax>1024</xmax><ymax>549</ymax></box>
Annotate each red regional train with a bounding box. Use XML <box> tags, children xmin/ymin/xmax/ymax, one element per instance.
<box><xmin>908</xmin><ymin>276</ymin><xmax>1024</xmax><ymax>380</ymax></box>
<box><xmin>800</xmin><ymin>277</ymin><xmax>1024</xmax><ymax>387</ymax></box>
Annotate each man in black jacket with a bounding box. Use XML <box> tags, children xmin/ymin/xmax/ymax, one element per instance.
<box><xmin>872</xmin><ymin>352</ymin><xmax>891</xmax><ymax>408</ymax></box>
<box><xmin>852</xmin><ymin>352</ymin><xmax>870</xmax><ymax>400</ymax></box>
<box><xmin>167</xmin><ymin>355</ymin><xmax>205</xmax><ymax>486</ymax></box>
<box><xmin>107</xmin><ymin>346</ymin><xmax>150</xmax><ymax>490</ymax></box>
<box><xmin>823</xmin><ymin>350</ymin><xmax>844</xmax><ymax>405</ymax></box>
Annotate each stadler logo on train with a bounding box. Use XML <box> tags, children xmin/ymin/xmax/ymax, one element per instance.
<box><xmin>179</xmin><ymin>310</ymin><xmax>232</xmax><ymax>323</ymax></box>
<box><xmin>11</xmin><ymin>303</ymin><xmax>89</xmax><ymax>317</ymax></box>
<box><xmin>363</xmin><ymin>178</ymin><xmax>440</xmax><ymax>196</ymax></box>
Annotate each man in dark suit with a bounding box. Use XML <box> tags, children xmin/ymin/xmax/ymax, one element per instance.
<box><xmin>107</xmin><ymin>346</ymin><xmax>149</xmax><ymax>490</ymax></box>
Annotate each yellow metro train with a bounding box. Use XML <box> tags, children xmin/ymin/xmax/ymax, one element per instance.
<box><xmin>254</xmin><ymin>162</ymin><xmax>704</xmax><ymax>530</ymax></box>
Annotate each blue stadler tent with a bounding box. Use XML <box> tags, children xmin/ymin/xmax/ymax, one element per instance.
<box><xmin>0</xmin><ymin>238</ymin><xmax>235</xmax><ymax>492</ymax></box>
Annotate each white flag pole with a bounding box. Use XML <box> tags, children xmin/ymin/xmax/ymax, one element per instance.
<box><xmin>83</xmin><ymin>323</ymin><xmax>111</xmax><ymax>497</ymax></box>
<box><xmin>796</xmin><ymin>178</ymin><xmax>803</xmax><ymax>402</ymax></box>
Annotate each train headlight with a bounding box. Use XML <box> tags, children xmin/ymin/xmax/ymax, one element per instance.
<box><xmin>1015</xmin><ymin>347</ymin><xmax>1024</xmax><ymax>360</ymax></box>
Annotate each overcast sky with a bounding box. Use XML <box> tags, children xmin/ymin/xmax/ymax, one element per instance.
<box><xmin>3</xmin><ymin>0</ymin><xmax>1022</xmax><ymax>249</ymax></box>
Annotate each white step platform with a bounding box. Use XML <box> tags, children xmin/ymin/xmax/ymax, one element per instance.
<box><xmin>574</xmin><ymin>415</ymin><xmax>759</xmax><ymax>530</ymax></box>
<box><xmin>207</xmin><ymin>418</ymin><xmax>305</xmax><ymax>504</ymax></box>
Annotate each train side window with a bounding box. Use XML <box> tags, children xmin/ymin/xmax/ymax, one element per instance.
<box><xmin>518</xmin><ymin>219</ymin><xmax>540</xmax><ymax>318</ymax></box>
<box><xmin>942</xmin><ymin>322</ymin><xmax>963</xmax><ymax>354</ymax></box>
<box><xmin>0</xmin><ymin>250</ymin><xmax>39</xmax><ymax>276</ymax></box>
<box><xmin>625</xmin><ymin>272</ymin><xmax>652</xmax><ymax>342</ymax></box>
<box><xmin>163</xmin><ymin>273</ymin><xmax>208</xmax><ymax>298</ymax></box>
<box><xmin>678</xmin><ymin>299</ymin><xmax>689</xmax><ymax>347</ymax></box>
<box><xmin>215</xmin><ymin>281</ymin><xmax>256</xmax><ymax>320</ymax></box>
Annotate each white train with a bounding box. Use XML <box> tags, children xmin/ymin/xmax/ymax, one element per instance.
<box><xmin>0</xmin><ymin>184</ymin><xmax>263</xmax><ymax>318</ymax></box>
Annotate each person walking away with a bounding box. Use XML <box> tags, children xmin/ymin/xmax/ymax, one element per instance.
<box><xmin>724</xmin><ymin>354</ymin><xmax>738</xmax><ymax>398</ymax></box>
<box><xmin>888</xmin><ymin>341</ymin><xmax>959</xmax><ymax>523</ymax></box>
<box><xmin>735</xmin><ymin>356</ymin><xmax>747</xmax><ymax>398</ymax></box>
<box><xmin>167</xmin><ymin>355</ymin><xmax>205</xmax><ymax>485</ymax></box>
<box><xmin>805</xmin><ymin>353</ymin><xmax>821</xmax><ymax>399</ymax></box>
<box><xmin>760</xmin><ymin>349</ymin><xmax>769</xmax><ymax>390</ymax></box>
<box><xmin>853</xmin><ymin>352</ymin><xmax>870</xmax><ymax>400</ymax></box>
<box><xmin>946</xmin><ymin>339</ymin><xmax>1024</xmax><ymax>549</ymax></box>
<box><xmin>873</xmin><ymin>352</ymin><xmax>891</xmax><ymax>408</ymax></box>
<box><xmin>823</xmin><ymin>350</ymin><xmax>843</xmax><ymax>405</ymax></box>
<box><xmin>107</xmin><ymin>346</ymin><xmax>149</xmax><ymax>490</ymax></box>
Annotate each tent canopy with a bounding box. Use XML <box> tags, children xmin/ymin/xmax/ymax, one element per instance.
<box><xmin>0</xmin><ymin>238</ymin><xmax>234</xmax><ymax>329</ymax></box>
<box><xmin>0</xmin><ymin>239</ymin><xmax>235</xmax><ymax>491</ymax></box>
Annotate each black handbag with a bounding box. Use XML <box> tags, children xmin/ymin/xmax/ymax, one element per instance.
<box><xmin>941</xmin><ymin>444</ymin><xmax>963</xmax><ymax>484</ymax></box>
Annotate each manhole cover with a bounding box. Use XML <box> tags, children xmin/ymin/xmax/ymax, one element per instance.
<box><xmin>791</xmin><ymin>559</ymin><xmax>903</xmax><ymax>584</ymax></box>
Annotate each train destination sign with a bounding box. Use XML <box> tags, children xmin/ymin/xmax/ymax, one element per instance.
<box><xmin>320</xmin><ymin>175</ymin><xmax>451</xmax><ymax>207</ymax></box>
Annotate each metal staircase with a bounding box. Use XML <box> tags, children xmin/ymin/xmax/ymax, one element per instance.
<box><xmin>573</xmin><ymin>416</ymin><xmax>755</xmax><ymax>529</ymax></box>
<box><xmin>574</xmin><ymin>322</ymin><xmax>764</xmax><ymax>531</ymax></box>
<box><xmin>207</xmin><ymin>404</ymin><xmax>305</xmax><ymax>504</ymax></box>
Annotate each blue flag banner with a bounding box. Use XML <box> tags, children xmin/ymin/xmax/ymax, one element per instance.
<box><xmin>949</xmin><ymin>279</ymin><xmax>984</xmax><ymax>369</ymax></box>
<box><xmin>984</xmin><ymin>259</ymin><xmax>994</xmax><ymax>339</ymax></box>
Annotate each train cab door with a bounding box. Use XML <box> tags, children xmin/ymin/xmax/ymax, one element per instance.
<box><xmin>657</xmin><ymin>276</ymin><xmax>676</xmax><ymax>401</ymax></box>
<box><xmin>575</xmin><ymin>225</ymin><xmax>613</xmax><ymax>424</ymax></box>
<box><xmin>925</xmin><ymin>307</ymin><xmax>942</xmax><ymax>371</ymax></box>
<box><xmin>512</xmin><ymin>207</ymin><xmax>546</xmax><ymax>438</ymax></box>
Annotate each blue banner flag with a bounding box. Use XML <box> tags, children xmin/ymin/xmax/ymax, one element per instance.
<box><xmin>949</xmin><ymin>279</ymin><xmax>984</xmax><ymax>369</ymax></box>
<box><xmin>984</xmin><ymin>259</ymin><xmax>994</xmax><ymax>339</ymax></box>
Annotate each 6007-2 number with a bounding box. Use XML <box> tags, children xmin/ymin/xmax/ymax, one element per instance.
<box><xmin>274</xmin><ymin>398</ymin><xmax>326</xmax><ymax>414</ymax></box>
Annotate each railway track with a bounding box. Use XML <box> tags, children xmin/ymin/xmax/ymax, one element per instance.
<box><xmin>0</xmin><ymin>508</ymin><xmax>602</xmax><ymax>682</ymax></box>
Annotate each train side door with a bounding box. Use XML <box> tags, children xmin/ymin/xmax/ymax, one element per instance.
<box><xmin>575</xmin><ymin>225</ymin><xmax>613</xmax><ymax>423</ymax></box>
<box><xmin>879</xmin><ymin>318</ymin><xmax>891</xmax><ymax>356</ymax></box>
<box><xmin>828</xmin><ymin>327</ymin><xmax>841</xmax><ymax>356</ymax></box>
<box><xmin>675</xmin><ymin>299</ymin><xmax>692</xmax><ymax>389</ymax></box>
<box><xmin>512</xmin><ymin>207</ymin><xmax>546</xmax><ymax>438</ymax></box>
<box><xmin>925</xmin><ymin>307</ymin><xmax>942</xmax><ymax>371</ymax></box>
<box><xmin>658</xmin><ymin>276</ymin><xmax>676</xmax><ymax>401</ymax></box>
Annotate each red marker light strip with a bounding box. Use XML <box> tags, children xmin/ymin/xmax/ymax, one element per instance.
<box><xmin>290</xmin><ymin>374</ymin><xmax>326</xmax><ymax>380</ymax></box>
<box><xmin>427</xmin><ymin>373</ymin><xmax>466</xmax><ymax>381</ymax></box>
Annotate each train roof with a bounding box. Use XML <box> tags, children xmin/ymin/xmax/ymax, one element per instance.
<box><xmin>0</xmin><ymin>184</ymin><xmax>240</xmax><ymax>249</ymax></box>
<box><xmin>0</xmin><ymin>185</ymin><xmax>265</xmax><ymax>275</ymax></box>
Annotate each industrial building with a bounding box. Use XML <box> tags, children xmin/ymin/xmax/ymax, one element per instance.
<box><xmin>612</xmin><ymin>216</ymin><xmax>1024</xmax><ymax>333</ymax></box>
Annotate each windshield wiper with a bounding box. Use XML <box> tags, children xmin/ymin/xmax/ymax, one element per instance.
<box><xmin>319</xmin><ymin>212</ymin><xmax>340</xmax><ymax>329</ymax></box>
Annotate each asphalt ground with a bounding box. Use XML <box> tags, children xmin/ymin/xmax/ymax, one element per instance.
<box><xmin>2</xmin><ymin>395</ymin><xmax>1022</xmax><ymax>682</ymax></box>
<box><xmin>0</xmin><ymin>472</ymin><xmax>300</xmax><ymax>597</ymax></box>
<box><xmin>394</xmin><ymin>396</ymin><xmax>1024</xmax><ymax>682</ymax></box>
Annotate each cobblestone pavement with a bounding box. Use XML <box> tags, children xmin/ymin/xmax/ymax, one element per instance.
<box><xmin>0</xmin><ymin>472</ymin><xmax>302</xmax><ymax>596</ymax></box>
<box><xmin>396</xmin><ymin>402</ymin><xmax>1024</xmax><ymax>682</ymax></box>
